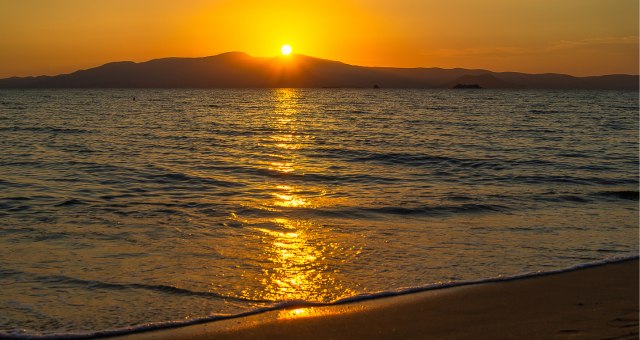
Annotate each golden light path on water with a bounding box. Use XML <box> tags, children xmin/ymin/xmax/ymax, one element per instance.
<box><xmin>237</xmin><ymin>89</ymin><xmax>358</xmax><ymax>303</ymax></box>
<box><xmin>2</xmin><ymin>88</ymin><xmax>638</xmax><ymax>334</ymax></box>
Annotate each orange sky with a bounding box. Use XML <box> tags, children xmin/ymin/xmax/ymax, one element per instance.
<box><xmin>1</xmin><ymin>0</ymin><xmax>638</xmax><ymax>77</ymax></box>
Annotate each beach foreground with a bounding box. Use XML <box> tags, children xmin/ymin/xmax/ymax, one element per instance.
<box><xmin>113</xmin><ymin>258</ymin><xmax>638</xmax><ymax>340</ymax></box>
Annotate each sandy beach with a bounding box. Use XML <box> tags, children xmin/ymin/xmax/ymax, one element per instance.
<box><xmin>112</xmin><ymin>258</ymin><xmax>638</xmax><ymax>340</ymax></box>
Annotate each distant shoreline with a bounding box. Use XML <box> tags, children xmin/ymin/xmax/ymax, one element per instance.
<box><xmin>1</xmin><ymin>52</ymin><xmax>637</xmax><ymax>90</ymax></box>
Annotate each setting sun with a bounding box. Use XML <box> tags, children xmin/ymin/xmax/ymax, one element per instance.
<box><xmin>281</xmin><ymin>44</ymin><xmax>292</xmax><ymax>56</ymax></box>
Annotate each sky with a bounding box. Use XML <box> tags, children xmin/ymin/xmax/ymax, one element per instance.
<box><xmin>1</xmin><ymin>0</ymin><xmax>638</xmax><ymax>77</ymax></box>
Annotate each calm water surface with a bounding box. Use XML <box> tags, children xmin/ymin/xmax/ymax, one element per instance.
<box><xmin>0</xmin><ymin>89</ymin><xmax>638</xmax><ymax>335</ymax></box>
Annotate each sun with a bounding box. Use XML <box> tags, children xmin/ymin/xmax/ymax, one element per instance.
<box><xmin>281</xmin><ymin>44</ymin><xmax>292</xmax><ymax>56</ymax></box>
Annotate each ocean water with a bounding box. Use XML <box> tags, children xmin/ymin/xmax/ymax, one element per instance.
<box><xmin>0</xmin><ymin>89</ymin><xmax>638</xmax><ymax>336</ymax></box>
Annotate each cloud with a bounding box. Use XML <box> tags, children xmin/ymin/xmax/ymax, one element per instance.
<box><xmin>546</xmin><ymin>36</ymin><xmax>639</xmax><ymax>51</ymax></box>
<box><xmin>426</xmin><ymin>47</ymin><xmax>529</xmax><ymax>58</ymax></box>
<box><xmin>425</xmin><ymin>36</ymin><xmax>639</xmax><ymax>58</ymax></box>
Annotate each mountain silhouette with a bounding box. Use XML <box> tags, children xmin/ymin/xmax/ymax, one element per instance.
<box><xmin>0</xmin><ymin>52</ymin><xmax>637</xmax><ymax>89</ymax></box>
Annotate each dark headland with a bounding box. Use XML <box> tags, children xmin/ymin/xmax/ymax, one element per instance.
<box><xmin>0</xmin><ymin>52</ymin><xmax>637</xmax><ymax>89</ymax></box>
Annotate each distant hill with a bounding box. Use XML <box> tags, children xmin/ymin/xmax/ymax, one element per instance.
<box><xmin>0</xmin><ymin>52</ymin><xmax>637</xmax><ymax>89</ymax></box>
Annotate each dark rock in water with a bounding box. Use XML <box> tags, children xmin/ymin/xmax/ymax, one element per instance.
<box><xmin>373</xmin><ymin>84</ymin><xmax>380</xmax><ymax>89</ymax></box>
<box><xmin>453</xmin><ymin>83</ymin><xmax>482</xmax><ymax>89</ymax></box>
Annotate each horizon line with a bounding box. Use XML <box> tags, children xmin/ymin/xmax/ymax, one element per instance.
<box><xmin>3</xmin><ymin>51</ymin><xmax>639</xmax><ymax>80</ymax></box>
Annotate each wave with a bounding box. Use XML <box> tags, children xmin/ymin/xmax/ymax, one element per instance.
<box><xmin>532</xmin><ymin>190</ymin><xmax>640</xmax><ymax>203</ymax></box>
<box><xmin>0</xmin><ymin>126</ymin><xmax>90</xmax><ymax>134</ymax></box>
<box><xmin>207</xmin><ymin>164</ymin><xmax>400</xmax><ymax>184</ymax></box>
<box><xmin>596</xmin><ymin>190</ymin><xmax>639</xmax><ymax>201</ymax></box>
<box><xmin>0</xmin><ymin>269</ymin><xmax>271</xmax><ymax>304</ymax></box>
<box><xmin>54</xmin><ymin>199</ymin><xmax>87</xmax><ymax>207</ymax></box>
<box><xmin>234</xmin><ymin>203</ymin><xmax>510</xmax><ymax>220</ymax></box>
<box><xmin>149</xmin><ymin>172</ymin><xmax>245</xmax><ymax>188</ymax></box>
<box><xmin>320</xmin><ymin>148</ymin><xmax>509</xmax><ymax>170</ymax></box>
<box><xmin>528</xmin><ymin>109</ymin><xmax>561</xmax><ymax>114</ymax></box>
<box><xmin>502</xmin><ymin>175</ymin><xmax>638</xmax><ymax>186</ymax></box>
<box><xmin>3</xmin><ymin>255</ymin><xmax>636</xmax><ymax>339</ymax></box>
<box><xmin>7</xmin><ymin>160</ymin><xmax>246</xmax><ymax>190</ymax></box>
<box><xmin>314</xmin><ymin>148</ymin><xmax>612</xmax><ymax>173</ymax></box>
<box><xmin>347</xmin><ymin>203</ymin><xmax>509</xmax><ymax>217</ymax></box>
<box><xmin>545</xmin><ymin>195</ymin><xmax>591</xmax><ymax>203</ymax></box>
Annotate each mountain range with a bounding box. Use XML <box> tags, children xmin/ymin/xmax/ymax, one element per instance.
<box><xmin>0</xmin><ymin>52</ymin><xmax>637</xmax><ymax>89</ymax></box>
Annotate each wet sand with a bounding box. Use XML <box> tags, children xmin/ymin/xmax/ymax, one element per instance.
<box><xmin>114</xmin><ymin>258</ymin><xmax>638</xmax><ymax>340</ymax></box>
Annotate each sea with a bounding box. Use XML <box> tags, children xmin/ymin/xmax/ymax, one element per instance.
<box><xmin>0</xmin><ymin>89</ymin><xmax>638</xmax><ymax>337</ymax></box>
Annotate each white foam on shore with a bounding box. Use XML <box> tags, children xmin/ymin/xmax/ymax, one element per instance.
<box><xmin>2</xmin><ymin>254</ymin><xmax>637</xmax><ymax>339</ymax></box>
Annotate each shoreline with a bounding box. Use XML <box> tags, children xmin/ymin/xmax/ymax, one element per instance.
<box><xmin>109</xmin><ymin>257</ymin><xmax>638</xmax><ymax>340</ymax></box>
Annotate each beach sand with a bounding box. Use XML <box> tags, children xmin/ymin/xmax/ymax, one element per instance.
<box><xmin>114</xmin><ymin>259</ymin><xmax>638</xmax><ymax>340</ymax></box>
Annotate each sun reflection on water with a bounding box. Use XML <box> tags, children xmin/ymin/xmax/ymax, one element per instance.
<box><xmin>236</xmin><ymin>89</ymin><xmax>359</xmax><ymax>303</ymax></box>
<box><xmin>244</xmin><ymin>218</ymin><xmax>353</xmax><ymax>302</ymax></box>
<box><xmin>268</xmin><ymin>161</ymin><xmax>295</xmax><ymax>173</ymax></box>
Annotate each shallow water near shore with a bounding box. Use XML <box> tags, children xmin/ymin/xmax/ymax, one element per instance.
<box><xmin>0</xmin><ymin>89</ymin><xmax>638</xmax><ymax>336</ymax></box>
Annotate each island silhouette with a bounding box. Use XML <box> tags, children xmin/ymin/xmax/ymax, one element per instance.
<box><xmin>0</xmin><ymin>52</ymin><xmax>637</xmax><ymax>89</ymax></box>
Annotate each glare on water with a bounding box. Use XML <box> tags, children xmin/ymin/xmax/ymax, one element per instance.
<box><xmin>0</xmin><ymin>88</ymin><xmax>637</xmax><ymax>334</ymax></box>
